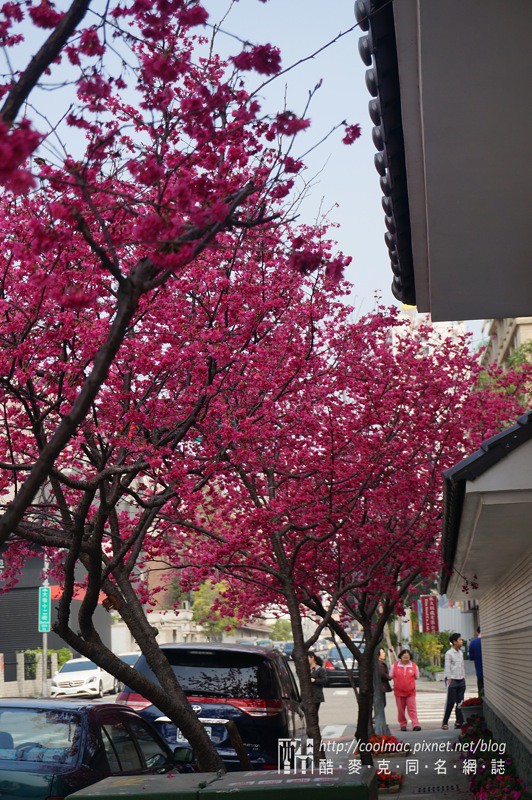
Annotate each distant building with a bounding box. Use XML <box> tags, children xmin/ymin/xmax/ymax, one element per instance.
<box><xmin>0</xmin><ymin>550</ymin><xmax>112</xmax><ymax>681</ymax></box>
<box><xmin>480</xmin><ymin>318</ymin><xmax>532</xmax><ymax>368</ymax></box>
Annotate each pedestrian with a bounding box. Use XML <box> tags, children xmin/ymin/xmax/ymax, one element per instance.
<box><xmin>308</xmin><ymin>651</ymin><xmax>328</xmax><ymax>720</ymax></box>
<box><xmin>378</xmin><ymin>647</ymin><xmax>393</xmax><ymax>707</ymax></box>
<box><xmin>442</xmin><ymin>632</ymin><xmax>466</xmax><ymax>729</ymax></box>
<box><xmin>468</xmin><ymin>626</ymin><xmax>484</xmax><ymax>694</ymax></box>
<box><xmin>389</xmin><ymin>648</ymin><xmax>421</xmax><ymax>731</ymax></box>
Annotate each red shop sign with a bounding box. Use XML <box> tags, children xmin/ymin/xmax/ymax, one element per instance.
<box><xmin>421</xmin><ymin>595</ymin><xmax>439</xmax><ymax>633</ymax></box>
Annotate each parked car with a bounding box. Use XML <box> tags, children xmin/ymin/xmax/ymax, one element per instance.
<box><xmin>116</xmin><ymin>653</ymin><xmax>141</xmax><ymax>692</ymax></box>
<box><xmin>118</xmin><ymin>652</ymin><xmax>140</xmax><ymax>668</ymax></box>
<box><xmin>313</xmin><ymin>640</ymin><xmax>331</xmax><ymax>659</ymax></box>
<box><xmin>281</xmin><ymin>641</ymin><xmax>295</xmax><ymax>659</ymax></box>
<box><xmin>0</xmin><ymin>699</ymin><xmax>193</xmax><ymax>800</ymax></box>
<box><xmin>51</xmin><ymin>657</ymin><xmax>118</xmax><ymax>698</ymax></box>
<box><xmin>324</xmin><ymin>643</ymin><xmax>362</xmax><ymax>686</ymax></box>
<box><xmin>254</xmin><ymin>639</ymin><xmax>273</xmax><ymax>648</ymax></box>
<box><xmin>116</xmin><ymin>643</ymin><xmax>306</xmax><ymax>770</ymax></box>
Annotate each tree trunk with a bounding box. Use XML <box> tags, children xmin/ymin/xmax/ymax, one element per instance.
<box><xmin>383</xmin><ymin>622</ymin><xmax>396</xmax><ymax>667</ymax></box>
<box><xmin>55</xmin><ymin>580</ymin><xmax>225</xmax><ymax>772</ymax></box>
<box><xmin>283</xmin><ymin>584</ymin><xmax>321</xmax><ymax>765</ymax></box>
<box><xmin>355</xmin><ymin>650</ymin><xmax>374</xmax><ymax>766</ymax></box>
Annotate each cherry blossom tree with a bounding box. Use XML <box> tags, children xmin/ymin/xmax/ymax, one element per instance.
<box><xmin>4</xmin><ymin>0</ymin><xmax>523</xmax><ymax>773</ymax></box>
<box><xmin>169</xmin><ymin>311</ymin><xmax>531</xmax><ymax>759</ymax></box>
<box><xmin>0</xmin><ymin>201</ymin><xmax>351</xmax><ymax>770</ymax></box>
<box><xmin>0</xmin><ymin>0</ymin><xmax>362</xmax><ymax>770</ymax></box>
<box><xmin>0</xmin><ymin>0</ymin><xmax>358</xmax><ymax>543</ymax></box>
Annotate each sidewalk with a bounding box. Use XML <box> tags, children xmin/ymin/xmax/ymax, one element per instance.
<box><xmin>321</xmin><ymin>668</ymin><xmax>478</xmax><ymax>797</ymax></box>
<box><xmin>380</xmin><ymin>728</ymin><xmax>472</xmax><ymax>799</ymax></box>
<box><xmin>376</xmin><ymin>664</ymin><xmax>477</xmax><ymax>800</ymax></box>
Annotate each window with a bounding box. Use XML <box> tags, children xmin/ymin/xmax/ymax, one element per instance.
<box><xmin>0</xmin><ymin>708</ymin><xmax>81</xmax><ymax>764</ymax></box>
<box><xmin>59</xmin><ymin>660</ymin><xmax>98</xmax><ymax>673</ymax></box>
<box><xmin>135</xmin><ymin>650</ymin><xmax>276</xmax><ymax>699</ymax></box>
<box><xmin>100</xmin><ymin>715</ymin><xmax>143</xmax><ymax>773</ymax></box>
<box><xmin>125</xmin><ymin>717</ymin><xmax>169</xmax><ymax>770</ymax></box>
<box><xmin>276</xmin><ymin>656</ymin><xmax>299</xmax><ymax>701</ymax></box>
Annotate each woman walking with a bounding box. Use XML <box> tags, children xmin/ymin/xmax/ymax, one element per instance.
<box><xmin>389</xmin><ymin>648</ymin><xmax>421</xmax><ymax>731</ymax></box>
<box><xmin>308</xmin><ymin>651</ymin><xmax>328</xmax><ymax>720</ymax></box>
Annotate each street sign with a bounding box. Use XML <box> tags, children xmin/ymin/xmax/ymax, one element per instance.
<box><xmin>420</xmin><ymin>594</ymin><xmax>439</xmax><ymax>633</ymax></box>
<box><xmin>38</xmin><ymin>585</ymin><xmax>51</xmax><ymax>633</ymax></box>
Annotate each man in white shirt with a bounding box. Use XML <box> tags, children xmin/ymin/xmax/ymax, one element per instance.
<box><xmin>442</xmin><ymin>633</ymin><xmax>466</xmax><ymax>729</ymax></box>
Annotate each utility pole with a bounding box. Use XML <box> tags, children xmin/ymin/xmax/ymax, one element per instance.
<box><xmin>38</xmin><ymin>553</ymin><xmax>51</xmax><ymax>697</ymax></box>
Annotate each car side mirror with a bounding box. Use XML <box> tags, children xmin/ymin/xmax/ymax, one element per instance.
<box><xmin>173</xmin><ymin>746</ymin><xmax>194</xmax><ymax>764</ymax></box>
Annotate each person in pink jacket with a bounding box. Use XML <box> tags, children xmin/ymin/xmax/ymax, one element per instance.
<box><xmin>389</xmin><ymin>649</ymin><xmax>421</xmax><ymax>731</ymax></box>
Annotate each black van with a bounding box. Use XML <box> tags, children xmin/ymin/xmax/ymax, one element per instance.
<box><xmin>116</xmin><ymin>643</ymin><xmax>305</xmax><ymax>770</ymax></box>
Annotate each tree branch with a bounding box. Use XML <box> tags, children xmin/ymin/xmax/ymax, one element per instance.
<box><xmin>1</xmin><ymin>0</ymin><xmax>93</xmax><ymax>126</ymax></box>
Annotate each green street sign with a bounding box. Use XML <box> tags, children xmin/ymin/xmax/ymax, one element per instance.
<box><xmin>38</xmin><ymin>585</ymin><xmax>51</xmax><ymax>633</ymax></box>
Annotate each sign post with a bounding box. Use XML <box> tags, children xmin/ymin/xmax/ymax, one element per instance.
<box><xmin>38</xmin><ymin>584</ymin><xmax>51</xmax><ymax>697</ymax></box>
<box><xmin>38</xmin><ymin>586</ymin><xmax>51</xmax><ymax>633</ymax></box>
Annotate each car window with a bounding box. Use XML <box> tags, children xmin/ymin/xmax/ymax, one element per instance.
<box><xmin>329</xmin><ymin>645</ymin><xmax>354</xmax><ymax>659</ymax></box>
<box><xmin>100</xmin><ymin>715</ymin><xmax>143</xmax><ymax>773</ymax></box>
<box><xmin>286</xmin><ymin>663</ymin><xmax>302</xmax><ymax>701</ymax></box>
<box><xmin>0</xmin><ymin>708</ymin><xmax>81</xmax><ymax>764</ymax></box>
<box><xmin>275</xmin><ymin>656</ymin><xmax>299</xmax><ymax>701</ymax></box>
<box><xmin>60</xmin><ymin>661</ymin><xmax>98</xmax><ymax>673</ymax></box>
<box><xmin>135</xmin><ymin>650</ymin><xmax>276</xmax><ymax>699</ymax></box>
<box><xmin>124</xmin><ymin>716</ymin><xmax>169</xmax><ymax>770</ymax></box>
<box><xmin>120</xmin><ymin>654</ymin><xmax>139</xmax><ymax>667</ymax></box>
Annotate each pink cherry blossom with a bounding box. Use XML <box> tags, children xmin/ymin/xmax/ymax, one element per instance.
<box><xmin>178</xmin><ymin>5</ymin><xmax>209</xmax><ymax>26</ymax></box>
<box><xmin>28</xmin><ymin>0</ymin><xmax>64</xmax><ymax>29</ymax></box>
<box><xmin>0</xmin><ymin>119</ymin><xmax>42</xmax><ymax>192</ymax></box>
<box><xmin>232</xmin><ymin>44</ymin><xmax>282</xmax><ymax>75</ymax></box>
<box><xmin>343</xmin><ymin>123</ymin><xmax>362</xmax><ymax>144</ymax></box>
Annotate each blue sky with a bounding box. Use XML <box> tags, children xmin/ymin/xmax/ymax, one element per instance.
<box><xmin>204</xmin><ymin>0</ymin><xmax>395</xmax><ymax>317</ymax></box>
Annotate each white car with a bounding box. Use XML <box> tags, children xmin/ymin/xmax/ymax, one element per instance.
<box><xmin>50</xmin><ymin>657</ymin><xmax>118</xmax><ymax>698</ymax></box>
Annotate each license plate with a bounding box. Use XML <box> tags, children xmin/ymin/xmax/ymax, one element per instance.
<box><xmin>176</xmin><ymin>726</ymin><xmax>211</xmax><ymax>742</ymax></box>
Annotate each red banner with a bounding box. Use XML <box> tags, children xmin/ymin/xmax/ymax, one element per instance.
<box><xmin>421</xmin><ymin>595</ymin><xmax>439</xmax><ymax>633</ymax></box>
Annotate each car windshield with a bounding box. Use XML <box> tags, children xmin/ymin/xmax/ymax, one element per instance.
<box><xmin>0</xmin><ymin>708</ymin><xmax>81</xmax><ymax>764</ymax></box>
<box><xmin>136</xmin><ymin>650</ymin><xmax>276</xmax><ymax>699</ymax></box>
<box><xmin>59</xmin><ymin>660</ymin><xmax>97</xmax><ymax>673</ymax></box>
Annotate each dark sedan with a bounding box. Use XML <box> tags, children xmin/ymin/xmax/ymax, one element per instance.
<box><xmin>324</xmin><ymin>644</ymin><xmax>361</xmax><ymax>686</ymax></box>
<box><xmin>0</xmin><ymin>699</ymin><xmax>191</xmax><ymax>800</ymax></box>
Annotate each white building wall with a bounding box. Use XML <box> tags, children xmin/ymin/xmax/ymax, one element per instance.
<box><xmin>480</xmin><ymin>546</ymin><xmax>532</xmax><ymax>754</ymax></box>
<box><xmin>110</xmin><ymin>624</ymin><xmax>135</xmax><ymax>654</ymax></box>
<box><xmin>437</xmin><ymin>606</ymin><xmax>475</xmax><ymax>642</ymax></box>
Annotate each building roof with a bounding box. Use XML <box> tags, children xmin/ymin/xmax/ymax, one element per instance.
<box><xmin>440</xmin><ymin>410</ymin><xmax>532</xmax><ymax>595</ymax></box>
<box><xmin>357</xmin><ymin>0</ymin><xmax>532</xmax><ymax>322</ymax></box>
<box><xmin>356</xmin><ymin>0</ymin><xmax>415</xmax><ymax>305</ymax></box>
